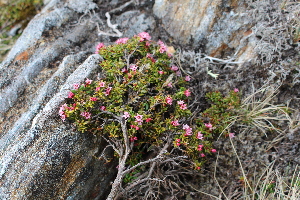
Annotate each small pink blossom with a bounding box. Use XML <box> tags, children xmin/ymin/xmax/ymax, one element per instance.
<box><xmin>100</xmin><ymin>106</ymin><xmax>106</xmax><ymax>111</ymax></box>
<box><xmin>68</xmin><ymin>92</ymin><xmax>74</xmax><ymax>98</ymax></box>
<box><xmin>170</xmin><ymin>65</ymin><xmax>179</xmax><ymax>71</ymax></box>
<box><xmin>183</xmin><ymin>124</ymin><xmax>190</xmax><ymax>130</ymax></box>
<box><xmin>197</xmin><ymin>145</ymin><xmax>203</xmax><ymax>151</ymax></box>
<box><xmin>99</xmin><ymin>81</ymin><xmax>105</xmax><ymax>87</ymax></box>
<box><xmin>121</xmin><ymin>68</ymin><xmax>128</xmax><ymax>73</ymax></box>
<box><xmin>158</xmin><ymin>40</ymin><xmax>167</xmax><ymax>53</ymax></box>
<box><xmin>185</xmin><ymin>76</ymin><xmax>191</xmax><ymax>81</ymax></box>
<box><xmin>130</xmin><ymin>64</ymin><xmax>138</xmax><ymax>71</ymax></box>
<box><xmin>180</xmin><ymin>104</ymin><xmax>187</xmax><ymax>110</ymax></box>
<box><xmin>177</xmin><ymin>100</ymin><xmax>185</xmax><ymax>105</ymax></box>
<box><xmin>90</xmin><ymin>97</ymin><xmax>97</xmax><ymax>101</ymax></box>
<box><xmin>197</xmin><ymin>166</ymin><xmax>201</xmax><ymax>170</ymax></box>
<box><xmin>184</xmin><ymin>89</ymin><xmax>191</xmax><ymax>97</ymax></box>
<box><xmin>171</xmin><ymin>120</ymin><xmax>180</xmax><ymax>126</ymax></box>
<box><xmin>158</xmin><ymin>71</ymin><xmax>164</xmax><ymax>75</ymax></box>
<box><xmin>130</xmin><ymin>125</ymin><xmax>140</xmax><ymax>130</ymax></box>
<box><xmin>59</xmin><ymin>104</ymin><xmax>68</xmax><ymax>121</ymax></box>
<box><xmin>229</xmin><ymin>132</ymin><xmax>235</xmax><ymax>138</ymax></box>
<box><xmin>183</xmin><ymin>124</ymin><xmax>192</xmax><ymax>136</ymax></box>
<box><xmin>196</xmin><ymin>132</ymin><xmax>204</xmax><ymax>140</ymax></box>
<box><xmin>96</xmin><ymin>87</ymin><xmax>101</xmax><ymax>91</ymax></box>
<box><xmin>167</xmin><ymin>82</ymin><xmax>173</xmax><ymax>88</ymax></box>
<box><xmin>234</xmin><ymin>88</ymin><xmax>239</xmax><ymax>93</ymax></box>
<box><xmin>80</xmin><ymin>111</ymin><xmax>91</xmax><ymax>119</ymax></box>
<box><xmin>134</xmin><ymin>114</ymin><xmax>143</xmax><ymax>125</ymax></box>
<box><xmin>85</xmin><ymin>79</ymin><xmax>92</xmax><ymax>85</ymax></box>
<box><xmin>104</xmin><ymin>87</ymin><xmax>112</xmax><ymax>96</ymax></box>
<box><xmin>122</xmin><ymin>112</ymin><xmax>130</xmax><ymax>119</ymax></box>
<box><xmin>115</xmin><ymin>37</ymin><xmax>129</xmax><ymax>44</ymax></box>
<box><xmin>176</xmin><ymin>70</ymin><xmax>181</xmax><ymax>76</ymax></box>
<box><xmin>95</xmin><ymin>43</ymin><xmax>105</xmax><ymax>54</ymax></box>
<box><xmin>145</xmin><ymin>118</ymin><xmax>152</xmax><ymax>122</ymax></box>
<box><xmin>138</xmin><ymin>32</ymin><xmax>151</xmax><ymax>41</ymax></box>
<box><xmin>165</xmin><ymin>96</ymin><xmax>173</xmax><ymax>105</ymax></box>
<box><xmin>200</xmin><ymin>153</ymin><xmax>205</xmax><ymax>157</ymax></box>
<box><xmin>204</xmin><ymin>123</ymin><xmax>213</xmax><ymax>129</ymax></box>
<box><xmin>145</xmin><ymin>41</ymin><xmax>151</xmax><ymax>46</ymax></box>
<box><xmin>73</xmin><ymin>83</ymin><xmax>80</xmax><ymax>90</ymax></box>
<box><xmin>211</xmin><ymin>149</ymin><xmax>217</xmax><ymax>153</ymax></box>
<box><xmin>175</xmin><ymin>139</ymin><xmax>181</xmax><ymax>146</ymax></box>
<box><xmin>130</xmin><ymin>136</ymin><xmax>138</xmax><ymax>142</ymax></box>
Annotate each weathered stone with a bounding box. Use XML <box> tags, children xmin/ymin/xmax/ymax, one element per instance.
<box><xmin>153</xmin><ymin>0</ymin><xmax>255</xmax><ymax>60</ymax></box>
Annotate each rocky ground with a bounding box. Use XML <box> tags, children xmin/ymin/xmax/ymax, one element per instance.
<box><xmin>0</xmin><ymin>0</ymin><xmax>299</xmax><ymax>199</ymax></box>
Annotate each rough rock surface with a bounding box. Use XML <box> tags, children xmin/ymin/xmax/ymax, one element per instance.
<box><xmin>0</xmin><ymin>0</ymin><xmax>299</xmax><ymax>199</ymax></box>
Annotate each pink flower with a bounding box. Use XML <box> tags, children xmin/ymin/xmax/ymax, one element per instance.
<box><xmin>130</xmin><ymin>64</ymin><xmax>138</xmax><ymax>71</ymax></box>
<box><xmin>167</xmin><ymin>82</ymin><xmax>172</xmax><ymax>88</ymax></box>
<box><xmin>100</xmin><ymin>106</ymin><xmax>106</xmax><ymax>111</ymax></box>
<box><xmin>73</xmin><ymin>83</ymin><xmax>80</xmax><ymax>90</ymax></box>
<box><xmin>197</xmin><ymin>145</ymin><xmax>203</xmax><ymax>151</ymax></box>
<box><xmin>145</xmin><ymin>118</ymin><xmax>152</xmax><ymax>122</ymax></box>
<box><xmin>204</xmin><ymin>123</ymin><xmax>213</xmax><ymax>129</ymax></box>
<box><xmin>121</xmin><ymin>68</ymin><xmax>128</xmax><ymax>73</ymax></box>
<box><xmin>171</xmin><ymin>120</ymin><xmax>180</xmax><ymax>126</ymax></box>
<box><xmin>80</xmin><ymin>111</ymin><xmax>91</xmax><ymax>119</ymax></box>
<box><xmin>211</xmin><ymin>149</ymin><xmax>217</xmax><ymax>153</ymax></box>
<box><xmin>59</xmin><ymin>104</ymin><xmax>68</xmax><ymax>121</ymax></box>
<box><xmin>166</xmin><ymin>96</ymin><xmax>173</xmax><ymax>105</ymax></box>
<box><xmin>68</xmin><ymin>92</ymin><xmax>74</xmax><ymax>98</ymax></box>
<box><xmin>200</xmin><ymin>153</ymin><xmax>205</xmax><ymax>157</ymax></box>
<box><xmin>180</xmin><ymin>104</ymin><xmax>187</xmax><ymax>110</ymax></box>
<box><xmin>159</xmin><ymin>44</ymin><xmax>167</xmax><ymax>53</ymax></box>
<box><xmin>130</xmin><ymin>125</ymin><xmax>140</xmax><ymax>130</ymax></box>
<box><xmin>183</xmin><ymin>124</ymin><xmax>192</xmax><ymax>136</ymax></box>
<box><xmin>96</xmin><ymin>87</ymin><xmax>101</xmax><ymax>91</ymax></box>
<box><xmin>85</xmin><ymin>79</ymin><xmax>92</xmax><ymax>85</ymax></box>
<box><xmin>234</xmin><ymin>88</ymin><xmax>239</xmax><ymax>93</ymax></box>
<box><xmin>122</xmin><ymin>112</ymin><xmax>130</xmax><ymax>119</ymax></box>
<box><xmin>130</xmin><ymin>136</ymin><xmax>138</xmax><ymax>142</ymax></box>
<box><xmin>115</xmin><ymin>37</ymin><xmax>129</xmax><ymax>44</ymax></box>
<box><xmin>175</xmin><ymin>139</ymin><xmax>181</xmax><ymax>146</ymax></box>
<box><xmin>197</xmin><ymin>166</ymin><xmax>201</xmax><ymax>170</ymax></box>
<box><xmin>229</xmin><ymin>132</ymin><xmax>235</xmax><ymax>138</ymax></box>
<box><xmin>104</xmin><ymin>87</ymin><xmax>112</xmax><ymax>96</ymax></box>
<box><xmin>196</xmin><ymin>132</ymin><xmax>204</xmax><ymax>140</ymax></box>
<box><xmin>90</xmin><ymin>97</ymin><xmax>97</xmax><ymax>101</ymax></box>
<box><xmin>170</xmin><ymin>65</ymin><xmax>179</xmax><ymax>71</ymax></box>
<box><xmin>158</xmin><ymin>71</ymin><xmax>164</xmax><ymax>75</ymax></box>
<box><xmin>138</xmin><ymin>32</ymin><xmax>151</xmax><ymax>41</ymax></box>
<box><xmin>184</xmin><ymin>89</ymin><xmax>191</xmax><ymax>97</ymax></box>
<box><xmin>134</xmin><ymin>114</ymin><xmax>143</xmax><ymax>125</ymax></box>
<box><xmin>185</xmin><ymin>76</ymin><xmax>191</xmax><ymax>81</ymax></box>
<box><xmin>176</xmin><ymin>70</ymin><xmax>181</xmax><ymax>76</ymax></box>
<box><xmin>95</xmin><ymin>43</ymin><xmax>105</xmax><ymax>54</ymax></box>
<box><xmin>177</xmin><ymin>100</ymin><xmax>185</xmax><ymax>105</ymax></box>
<box><xmin>99</xmin><ymin>81</ymin><xmax>105</xmax><ymax>87</ymax></box>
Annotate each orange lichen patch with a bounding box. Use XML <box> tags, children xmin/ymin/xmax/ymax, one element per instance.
<box><xmin>15</xmin><ymin>50</ymin><xmax>29</xmax><ymax>61</ymax></box>
<box><xmin>243</xmin><ymin>29</ymin><xmax>253</xmax><ymax>36</ymax></box>
<box><xmin>209</xmin><ymin>43</ymin><xmax>229</xmax><ymax>58</ymax></box>
<box><xmin>56</xmin><ymin>155</ymin><xmax>87</xmax><ymax>198</ymax></box>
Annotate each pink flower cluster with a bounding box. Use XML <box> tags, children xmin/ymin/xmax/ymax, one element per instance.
<box><xmin>134</xmin><ymin>114</ymin><xmax>143</xmax><ymax>125</ymax></box>
<box><xmin>130</xmin><ymin>64</ymin><xmax>138</xmax><ymax>71</ymax></box>
<box><xmin>73</xmin><ymin>83</ymin><xmax>80</xmax><ymax>90</ymax></box>
<box><xmin>104</xmin><ymin>87</ymin><xmax>112</xmax><ymax>96</ymax></box>
<box><xmin>80</xmin><ymin>111</ymin><xmax>91</xmax><ymax>119</ymax></box>
<box><xmin>183</xmin><ymin>124</ymin><xmax>192</xmax><ymax>136</ymax></box>
<box><xmin>171</xmin><ymin>120</ymin><xmax>180</xmax><ymax>126</ymax></box>
<box><xmin>138</xmin><ymin>32</ymin><xmax>151</xmax><ymax>41</ymax></box>
<box><xmin>184</xmin><ymin>89</ymin><xmax>191</xmax><ymax>97</ymax></box>
<box><xmin>170</xmin><ymin>65</ymin><xmax>178</xmax><ymax>71</ymax></box>
<box><xmin>196</xmin><ymin>132</ymin><xmax>204</xmax><ymax>140</ymax></box>
<box><xmin>90</xmin><ymin>97</ymin><xmax>97</xmax><ymax>101</ymax></box>
<box><xmin>197</xmin><ymin>144</ymin><xmax>203</xmax><ymax>151</ymax></box>
<box><xmin>204</xmin><ymin>123</ymin><xmax>213</xmax><ymax>131</ymax></box>
<box><xmin>95</xmin><ymin>43</ymin><xmax>105</xmax><ymax>54</ymax></box>
<box><xmin>177</xmin><ymin>100</ymin><xmax>187</xmax><ymax>110</ymax></box>
<box><xmin>122</xmin><ymin>111</ymin><xmax>130</xmax><ymax>119</ymax></box>
<box><xmin>130</xmin><ymin>136</ymin><xmax>138</xmax><ymax>142</ymax></box>
<box><xmin>130</xmin><ymin>125</ymin><xmax>140</xmax><ymax>130</ymax></box>
<box><xmin>175</xmin><ymin>139</ymin><xmax>181</xmax><ymax>146</ymax></box>
<box><xmin>59</xmin><ymin>104</ymin><xmax>68</xmax><ymax>121</ymax></box>
<box><xmin>85</xmin><ymin>79</ymin><xmax>92</xmax><ymax>85</ymax></box>
<box><xmin>115</xmin><ymin>37</ymin><xmax>129</xmax><ymax>44</ymax></box>
<box><xmin>158</xmin><ymin>40</ymin><xmax>167</xmax><ymax>53</ymax></box>
<box><xmin>166</xmin><ymin>96</ymin><xmax>172</xmax><ymax>105</ymax></box>
<box><xmin>68</xmin><ymin>92</ymin><xmax>74</xmax><ymax>98</ymax></box>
